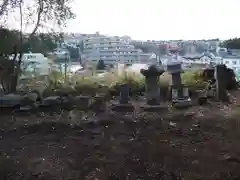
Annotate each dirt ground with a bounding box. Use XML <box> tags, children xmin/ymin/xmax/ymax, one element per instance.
<box><xmin>1</xmin><ymin>97</ymin><xmax>240</xmax><ymax>179</ymax></box>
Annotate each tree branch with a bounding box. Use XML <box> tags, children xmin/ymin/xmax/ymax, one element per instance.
<box><xmin>29</xmin><ymin>0</ymin><xmax>43</xmax><ymax>37</ymax></box>
<box><xmin>0</xmin><ymin>0</ymin><xmax>9</xmax><ymax>17</ymax></box>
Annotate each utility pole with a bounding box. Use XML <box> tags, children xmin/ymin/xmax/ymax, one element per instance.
<box><xmin>64</xmin><ymin>52</ymin><xmax>68</xmax><ymax>82</ymax></box>
<box><xmin>159</xmin><ymin>45</ymin><xmax>161</xmax><ymax>64</ymax></box>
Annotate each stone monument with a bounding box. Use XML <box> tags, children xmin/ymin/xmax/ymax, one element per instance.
<box><xmin>111</xmin><ymin>84</ymin><xmax>134</xmax><ymax>112</ymax></box>
<box><xmin>167</xmin><ymin>60</ymin><xmax>191</xmax><ymax>108</ymax></box>
<box><xmin>140</xmin><ymin>65</ymin><xmax>166</xmax><ymax>111</ymax></box>
<box><xmin>91</xmin><ymin>94</ymin><xmax>106</xmax><ymax>113</ymax></box>
<box><xmin>74</xmin><ymin>95</ymin><xmax>90</xmax><ymax>110</ymax></box>
<box><xmin>215</xmin><ymin>64</ymin><xmax>228</xmax><ymax>102</ymax></box>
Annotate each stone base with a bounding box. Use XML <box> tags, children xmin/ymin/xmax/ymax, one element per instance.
<box><xmin>172</xmin><ymin>98</ymin><xmax>192</xmax><ymax>109</ymax></box>
<box><xmin>13</xmin><ymin>105</ymin><xmax>37</xmax><ymax>116</ymax></box>
<box><xmin>111</xmin><ymin>103</ymin><xmax>135</xmax><ymax>112</ymax></box>
<box><xmin>140</xmin><ymin>104</ymin><xmax>168</xmax><ymax>112</ymax></box>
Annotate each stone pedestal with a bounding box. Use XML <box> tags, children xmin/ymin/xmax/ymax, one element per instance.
<box><xmin>167</xmin><ymin>60</ymin><xmax>191</xmax><ymax>108</ymax></box>
<box><xmin>171</xmin><ymin>85</ymin><xmax>192</xmax><ymax>108</ymax></box>
<box><xmin>111</xmin><ymin>84</ymin><xmax>134</xmax><ymax>112</ymax></box>
<box><xmin>74</xmin><ymin>95</ymin><xmax>90</xmax><ymax>110</ymax></box>
<box><xmin>140</xmin><ymin>65</ymin><xmax>167</xmax><ymax>111</ymax></box>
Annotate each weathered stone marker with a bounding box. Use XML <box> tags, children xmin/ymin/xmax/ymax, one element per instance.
<box><xmin>141</xmin><ymin>65</ymin><xmax>165</xmax><ymax>105</ymax></box>
<box><xmin>167</xmin><ymin>60</ymin><xmax>191</xmax><ymax>108</ymax></box>
<box><xmin>119</xmin><ymin>84</ymin><xmax>130</xmax><ymax>104</ymax></box>
<box><xmin>74</xmin><ymin>95</ymin><xmax>90</xmax><ymax>110</ymax></box>
<box><xmin>215</xmin><ymin>64</ymin><xmax>228</xmax><ymax>102</ymax></box>
<box><xmin>91</xmin><ymin>95</ymin><xmax>106</xmax><ymax>113</ymax></box>
<box><xmin>111</xmin><ymin>84</ymin><xmax>134</xmax><ymax>112</ymax></box>
<box><xmin>140</xmin><ymin>65</ymin><xmax>166</xmax><ymax>111</ymax></box>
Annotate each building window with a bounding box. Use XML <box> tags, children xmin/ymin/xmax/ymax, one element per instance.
<box><xmin>225</xmin><ymin>61</ymin><xmax>229</xmax><ymax>64</ymax></box>
<box><xmin>233</xmin><ymin>61</ymin><xmax>237</xmax><ymax>65</ymax></box>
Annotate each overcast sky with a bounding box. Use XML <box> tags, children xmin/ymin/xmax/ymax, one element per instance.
<box><xmin>4</xmin><ymin>0</ymin><xmax>240</xmax><ymax>40</ymax></box>
<box><xmin>65</xmin><ymin>0</ymin><xmax>240</xmax><ymax>40</ymax></box>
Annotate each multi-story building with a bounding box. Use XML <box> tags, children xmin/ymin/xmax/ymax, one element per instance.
<box><xmin>82</xmin><ymin>33</ymin><xmax>157</xmax><ymax>65</ymax></box>
<box><xmin>63</xmin><ymin>33</ymin><xmax>83</xmax><ymax>48</ymax></box>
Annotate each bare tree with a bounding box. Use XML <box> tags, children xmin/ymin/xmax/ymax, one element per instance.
<box><xmin>0</xmin><ymin>0</ymin><xmax>75</xmax><ymax>93</ymax></box>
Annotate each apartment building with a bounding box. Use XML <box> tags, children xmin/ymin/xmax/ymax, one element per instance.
<box><xmin>83</xmin><ymin>33</ymin><xmax>156</xmax><ymax>65</ymax></box>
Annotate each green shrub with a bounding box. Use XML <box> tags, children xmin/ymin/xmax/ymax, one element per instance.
<box><xmin>33</xmin><ymin>68</ymin><xmax>206</xmax><ymax>97</ymax></box>
<box><xmin>182</xmin><ymin>70</ymin><xmax>205</xmax><ymax>89</ymax></box>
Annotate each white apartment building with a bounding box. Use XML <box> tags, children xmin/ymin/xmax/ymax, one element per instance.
<box><xmin>83</xmin><ymin>33</ymin><xmax>157</xmax><ymax>65</ymax></box>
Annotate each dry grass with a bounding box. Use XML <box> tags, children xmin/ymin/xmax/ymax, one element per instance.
<box><xmin>18</xmin><ymin>68</ymin><xmax>205</xmax><ymax>97</ymax></box>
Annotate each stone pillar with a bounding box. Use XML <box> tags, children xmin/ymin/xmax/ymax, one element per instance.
<box><xmin>119</xmin><ymin>84</ymin><xmax>130</xmax><ymax>104</ymax></box>
<box><xmin>140</xmin><ymin>65</ymin><xmax>165</xmax><ymax>105</ymax></box>
<box><xmin>215</xmin><ymin>64</ymin><xmax>228</xmax><ymax>102</ymax></box>
<box><xmin>167</xmin><ymin>60</ymin><xmax>191</xmax><ymax>108</ymax></box>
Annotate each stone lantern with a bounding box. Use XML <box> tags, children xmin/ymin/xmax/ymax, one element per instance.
<box><xmin>167</xmin><ymin>60</ymin><xmax>191</xmax><ymax>108</ymax></box>
<box><xmin>140</xmin><ymin>65</ymin><xmax>165</xmax><ymax>105</ymax></box>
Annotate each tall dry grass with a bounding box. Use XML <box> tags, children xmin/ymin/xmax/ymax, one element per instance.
<box><xmin>19</xmin><ymin>67</ymin><xmax>205</xmax><ymax>97</ymax></box>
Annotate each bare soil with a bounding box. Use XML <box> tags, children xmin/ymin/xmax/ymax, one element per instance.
<box><xmin>1</xmin><ymin>102</ymin><xmax>240</xmax><ymax>180</ymax></box>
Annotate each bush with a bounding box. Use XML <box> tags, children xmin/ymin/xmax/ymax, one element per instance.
<box><xmin>182</xmin><ymin>70</ymin><xmax>205</xmax><ymax>89</ymax></box>
<box><xmin>30</xmin><ymin>68</ymin><xmax>205</xmax><ymax>98</ymax></box>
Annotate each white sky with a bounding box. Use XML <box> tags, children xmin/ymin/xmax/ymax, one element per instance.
<box><xmin>3</xmin><ymin>0</ymin><xmax>240</xmax><ymax>40</ymax></box>
<box><xmin>65</xmin><ymin>0</ymin><xmax>240</xmax><ymax>40</ymax></box>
